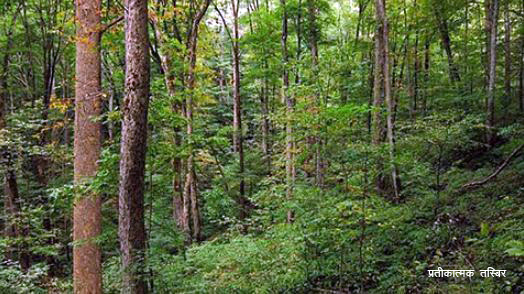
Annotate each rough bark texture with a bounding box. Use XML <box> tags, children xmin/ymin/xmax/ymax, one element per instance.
<box><xmin>119</xmin><ymin>0</ymin><xmax>150</xmax><ymax>292</ymax></box>
<box><xmin>486</xmin><ymin>0</ymin><xmax>499</xmax><ymax>145</ymax></box>
<box><xmin>73</xmin><ymin>0</ymin><xmax>103</xmax><ymax>292</ymax></box>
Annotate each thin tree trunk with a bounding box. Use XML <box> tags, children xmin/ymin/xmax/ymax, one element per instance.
<box><xmin>4</xmin><ymin>168</ymin><xmax>25</xmax><ymax>268</ymax></box>
<box><xmin>465</xmin><ymin>0</ymin><xmax>473</xmax><ymax>95</ymax></box>
<box><xmin>73</xmin><ymin>0</ymin><xmax>103</xmax><ymax>292</ymax></box>
<box><xmin>230</xmin><ymin>0</ymin><xmax>249</xmax><ymax>220</ymax></box>
<box><xmin>261</xmin><ymin>65</ymin><xmax>271</xmax><ymax>170</ymax></box>
<box><xmin>375</xmin><ymin>0</ymin><xmax>400</xmax><ymax>199</ymax></box>
<box><xmin>295</xmin><ymin>0</ymin><xmax>302</xmax><ymax>86</ymax></box>
<box><xmin>520</xmin><ymin>29</ymin><xmax>524</xmax><ymax>112</ymax></box>
<box><xmin>307</xmin><ymin>0</ymin><xmax>323</xmax><ymax>187</ymax></box>
<box><xmin>486</xmin><ymin>0</ymin><xmax>499</xmax><ymax>144</ymax></box>
<box><xmin>520</xmin><ymin>0</ymin><xmax>524</xmax><ymax>112</ymax></box>
<box><xmin>151</xmin><ymin>12</ymin><xmax>185</xmax><ymax>231</ymax></box>
<box><xmin>119</xmin><ymin>0</ymin><xmax>150</xmax><ymax>292</ymax></box>
<box><xmin>423</xmin><ymin>38</ymin><xmax>430</xmax><ymax>115</ymax></box>
<box><xmin>0</xmin><ymin>4</ymin><xmax>20</xmax><ymax>128</ymax></box>
<box><xmin>21</xmin><ymin>0</ymin><xmax>37</xmax><ymax>105</ymax></box>
<box><xmin>412</xmin><ymin>0</ymin><xmax>419</xmax><ymax>120</ymax></box>
<box><xmin>504</xmin><ymin>0</ymin><xmax>511</xmax><ymax>110</ymax></box>
<box><xmin>183</xmin><ymin>0</ymin><xmax>211</xmax><ymax>243</ymax></box>
<box><xmin>282</xmin><ymin>0</ymin><xmax>294</xmax><ymax>223</ymax></box>
<box><xmin>1</xmin><ymin>3</ymin><xmax>30</xmax><ymax>273</ymax></box>
<box><xmin>434</xmin><ymin>2</ymin><xmax>460</xmax><ymax>83</ymax></box>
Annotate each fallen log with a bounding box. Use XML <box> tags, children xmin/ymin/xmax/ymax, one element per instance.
<box><xmin>462</xmin><ymin>143</ymin><xmax>524</xmax><ymax>189</ymax></box>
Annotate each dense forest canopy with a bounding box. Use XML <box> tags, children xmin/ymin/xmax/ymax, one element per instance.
<box><xmin>1</xmin><ymin>0</ymin><xmax>524</xmax><ymax>292</ymax></box>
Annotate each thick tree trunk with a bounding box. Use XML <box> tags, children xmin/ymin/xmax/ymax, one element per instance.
<box><xmin>73</xmin><ymin>0</ymin><xmax>103</xmax><ymax>292</ymax></box>
<box><xmin>486</xmin><ymin>0</ymin><xmax>499</xmax><ymax>144</ymax></box>
<box><xmin>119</xmin><ymin>0</ymin><xmax>150</xmax><ymax>292</ymax></box>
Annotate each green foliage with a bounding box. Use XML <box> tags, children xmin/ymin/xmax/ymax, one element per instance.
<box><xmin>2</xmin><ymin>0</ymin><xmax>524</xmax><ymax>292</ymax></box>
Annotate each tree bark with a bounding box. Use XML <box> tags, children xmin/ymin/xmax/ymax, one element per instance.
<box><xmin>486</xmin><ymin>0</ymin><xmax>499</xmax><ymax>145</ymax></box>
<box><xmin>374</xmin><ymin>0</ymin><xmax>400</xmax><ymax>199</ymax></box>
<box><xmin>307</xmin><ymin>0</ymin><xmax>323</xmax><ymax>187</ymax></box>
<box><xmin>183</xmin><ymin>0</ymin><xmax>211</xmax><ymax>242</ymax></box>
<box><xmin>230</xmin><ymin>0</ymin><xmax>249</xmax><ymax>220</ymax></box>
<box><xmin>282</xmin><ymin>0</ymin><xmax>294</xmax><ymax>223</ymax></box>
<box><xmin>0</xmin><ymin>4</ymin><xmax>20</xmax><ymax>128</ymax></box>
<box><xmin>150</xmin><ymin>8</ymin><xmax>185</xmax><ymax>231</ymax></box>
<box><xmin>73</xmin><ymin>0</ymin><xmax>103</xmax><ymax>292</ymax></box>
<box><xmin>422</xmin><ymin>37</ymin><xmax>430</xmax><ymax>115</ymax></box>
<box><xmin>434</xmin><ymin>2</ymin><xmax>460</xmax><ymax>83</ymax></box>
<box><xmin>503</xmin><ymin>0</ymin><xmax>511</xmax><ymax>109</ymax></box>
<box><xmin>520</xmin><ymin>28</ymin><xmax>524</xmax><ymax>112</ymax></box>
<box><xmin>261</xmin><ymin>67</ymin><xmax>271</xmax><ymax>171</ymax></box>
<box><xmin>412</xmin><ymin>0</ymin><xmax>420</xmax><ymax>120</ymax></box>
<box><xmin>119</xmin><ymin>0</ymin><xmax>150</xmax><ymax>292</ymax></box>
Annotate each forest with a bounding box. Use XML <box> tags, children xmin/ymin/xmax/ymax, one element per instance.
<box><xmin>0</xmin><ymin>0</ymin><xmax>524</xmax><ymax>292</ymax></box>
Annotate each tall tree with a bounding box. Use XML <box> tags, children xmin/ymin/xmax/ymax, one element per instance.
<box><xmin>486</xmin><ymin>0</ymin><xmax>499</xmax><ymax>144</ymax></box>
<box><xmin>434</xmin><ymin>0</ymin><xmax>461</xmax><ymax>83</ymax></box>
<box><xmin>520</xmin><ymin>14</ymin><xmax>524</xmax><ymax>112</ymax></box>
<box><xmin>150</xmin><ymin>0</ymin><xmax>185</xmax><ymax>232</ymax></box>
<box><xmin>0</xmin><ymin>4</ymin><xmax>19</xmax><ymax>129</ymax></box>
<box><xmin>307</xmin><ymin>0</ymin><xmax>323</xmax><ymax>187</ymax></box>
<box><xmin>182</xmin><ymin>0</ymin><xmax>211</xmax><ymax>242</ymax></box>
<box><xmin>73</xmin><ymin>0</ymin><xmax>102</xmax><ymax>292</ymax></box>
<box><xmin>215</xmin><ymin>0</ymin><xmax>251</xmax><ymax>220</ymax></box>
<box><xmin>230</xmin><ymin>0</ymin><xmax>249</xmax><ymax>220</ymax></box>
<box><xmin>503</xmin><ymin>0</ymin><xmax>511</xmax><ymax>108</ymax></box>
<box><xmin>281</xmin><ymin>0</ymin><xmax>294</xmax><ymax>223</ymax></box>
<box><xmin>374</xmin><ymin>0</ymin><xmax>400</xmax><ymax>199</ymax></box>
<box><xmin>119</xmin><ymin>0</ymin><xmax>150</xmax><ymax>292</ymax></box>
<box><xmin>1</xmin><ymin>2</ymin><xmax>31</xmax><ymax>273</ymax></box>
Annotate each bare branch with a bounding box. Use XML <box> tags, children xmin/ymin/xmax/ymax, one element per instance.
<box><xmin>462</xmin><ymin>143</ymin><xmax>524</xmax><ymax>189</ymax></box>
